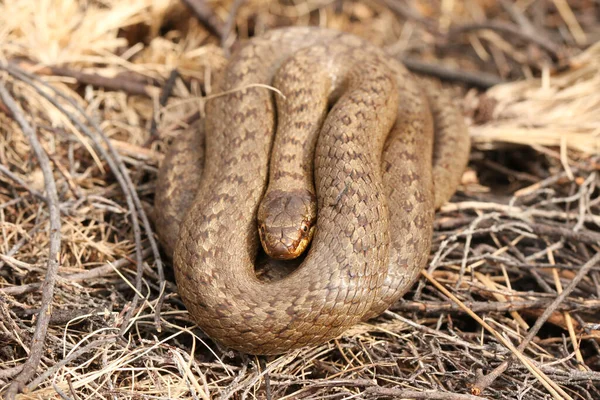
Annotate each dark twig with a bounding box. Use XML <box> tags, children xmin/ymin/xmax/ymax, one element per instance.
<box><xmin>500</xmin><ymin>0</ymin><xmax>538</xmax><ymax>35</ymax></box>
<box><xmin>0</xmin><ymin>83</ymin><xmax>62</xmax><ymax>398</ymax></box>
<box><xmin>221</xmin><ymin>0</ymin><xmax>245</xmax><ymax>51</ymax></box>
<box><xmin>258</xmin><ymin>357</ymin><xmax>272</xmax><ymax>400</ymax></box>
<box><xmin>52</xmin><ymin>382</ymin><xmax>75</xmax><ymax>400</ymax></box>
<box><xmin>13</xmin><ymin>62</ymin><xmax>161</xmax><ymax>97</ymax></box>
<box><xmin>0</xmin><ymin>196</ymin><xmax>31</xmax><ymax>210</ymax></box>
<box><xmin>180</xmin><ymin>0</ymin><xmax>225</xmax><ymax>39</ymax></box>
<box><xmin>529</xmin><ymin>223</ymin><xmax>600</xmax><ymax>246</ymax></box>
<box><xmin>521</xmin><ymin>252</ymin><xmax>600</xmax><ymax>346</ymax></box>
<box><xmin>377</xmin><ymin>0</ymin><xmax>435</xmax><ymax>30</ymax></box>
<box><xmin>364</xmin><ymin>387</ymin><xmax>485</xmax><ymax>399</ymax></box>
<box><xmin>401</xmin><ymin>57</ymin><xmax>505</xmax><ymax>89</ymax></box>
<box><xmin>392</xmin><ymin>298</ymin><xmax>600</xmax><ymax>314</ymax></box>
<box><xmin>148</xmin><ymin>69</ymin><xmax>180</xmax><ymax>144</ymax></box>
<box><xmin>298</xmin><ymin>379</ymin><xmax>376</xmax><ymax>388</ymax></box>
<box><xmin>449</xmin><ymin>21</ymin><xmax>562</xmax><ymax>61</ymax></box>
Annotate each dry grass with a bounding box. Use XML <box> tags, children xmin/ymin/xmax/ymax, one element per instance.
<box><xmin>470</xmin><ymin>41</ymin><xmax>600</xmax><ymax>156</ymax></box>
<box><xmin>1</xmin><ymin>1</ymin><xmax>599</xmax><ymax>399</ymax></box>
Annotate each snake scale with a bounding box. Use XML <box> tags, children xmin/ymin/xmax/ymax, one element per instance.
<box><xmin>154</xmin><ymin>27</ymin><xmax>470</xmax><ymax>355</ymax></box>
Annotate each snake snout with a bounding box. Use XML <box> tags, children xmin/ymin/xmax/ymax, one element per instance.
<box><xmin>257</xmin><ymin>189</ymin><xmax>317</xmax><ymax>260</ymax></box>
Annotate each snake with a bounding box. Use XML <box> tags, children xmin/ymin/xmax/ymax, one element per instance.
<box><xmin>154</xmin><ymin>27</ymin><xmax>470</xmax><ymax>355</ymax></box>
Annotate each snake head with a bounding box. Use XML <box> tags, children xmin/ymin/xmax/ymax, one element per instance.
<box><xmin>257</xmin><ymin>189</ymin><xmax>317</xmax><ymax>260</ymax></box>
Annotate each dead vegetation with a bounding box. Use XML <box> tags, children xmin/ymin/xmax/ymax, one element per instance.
<box><xmin>0</xmin><ymin>0</ymin><xmax>599</xmax><ymax>399</ymax></box>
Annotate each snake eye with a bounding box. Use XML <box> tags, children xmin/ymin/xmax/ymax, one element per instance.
<box><xmin>301</xmin><ymin>222</ymin><xmax>309</xmax><ymax>234</ymax></box>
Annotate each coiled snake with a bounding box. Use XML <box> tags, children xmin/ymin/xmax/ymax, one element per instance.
<box><xmin>154</xmin><ymin>27</ymin><xmax>470</xmax><ymax>355</ymax></box>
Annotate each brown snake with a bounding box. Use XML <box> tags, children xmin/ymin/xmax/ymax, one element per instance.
<box><xmin>154</xmin><ymin>27</ymin><xmax>470</xmax><ymax>355</ymax></box>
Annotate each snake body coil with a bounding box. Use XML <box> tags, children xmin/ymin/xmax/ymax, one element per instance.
<box><xmin>154</xmin><ymin>27</ymin><xmax>470</xmax><ymax>355</ymax></box>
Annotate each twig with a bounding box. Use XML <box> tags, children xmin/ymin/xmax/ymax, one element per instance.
<box><xmin>449</xmin><ymin>20</ymin><xmax>562</xmax><ymax>61</ymax></box>
<box><xmin>500</xmin><ymin>0</ymin><xmax>538</xmax><ymax>34</ymax></box>
<box><xmin>384</xmin><ymin>311</ymin><xmax>486</xmax><ymax>351</ymax></box>
<box><xmin>364</xmin><ymin>387</ymin><xmax>485</xmax><ymax>399</ymax></box>
<box><xmin>148</xmin><ymin>69</ymin><xmax>180</xmax><ymax>143</ymax></box>
<box><xmin>180</xmin><ymin>0</ymin><xmax>225</xmax><ymax>39</ymax></box>
<box><xmin>529</xmin><ymin>222</ymin><xmax>600</xmax><ymax>246</ymax></box>
<box><xmin>472</xmin><ymin>250</ymin><xmax>600</xmax><ymax>394</ymax></box>
<box><xmin>258</xmin><ymin>357</ymin><xmax>272</xmax><ymax>400</ymax></box>
<box><xmin>401</xmin><ymin>57</ymin><xmax>505</xmax><ymax>89</ymax></box>
<box><xmin>377</xmin><ymin>0</ymin><xmax>434</xmax><ymax>29</ymax></box>
<box><xmin>0</xmin><ymin>196</ymin><xmax>31</xmax><ymax>210</ymax></box>
<box><xmin>1</xmin><ymin>65</ymin><xmax>144</xmax><ymax>326</ymax></box>
<box><xmin>514</xmin><ymin>168</ymin><xmax>579</xmax><ymax>197</ymax></box>
<box><xmin>392</xmin><ymin>298</ymin><xmax>600</xmax><ymax>315</ymax></box>
<box><xmin>0</xmin><ymin>366</ymin><xmax>23</xmax><ymax>381</ymax></box>
<box><xmin>13</xmin><ymin>62</ymin><xmax>161</xmax><ymax>98</ymax></box>
<box><xmin>52</xmin><ymin>382</ymin><xmax>75</xmax><ymax>400</ymax></box>
<box><xmin>0</xmin><ymin>82</ymin><xmax>62</xmax><ymax>398</ymax></box>
<box><xmin>221</xmin><ymin>0</ymin><xmax>245</xmax><ymax>51</ymax></box>
<box><xmin>479</xmin><ymin>158</ymin><xmax>539</xmax><ymax>183</ymax></box>
<box><xmin>295</xmin><ymin>378</ymin><xmax>376</xmax><ymax>388</ymax></box>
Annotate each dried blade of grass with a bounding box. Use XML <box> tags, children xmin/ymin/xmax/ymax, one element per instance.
<box><xmin>472</xmin><ymin>42</ymin><xmax>600</xmax><ymax>155</ymax></box>
<box><xmin>0</xmin><ymin>83</ymin><xmax>62</xmax><ymax>399</ymax></box>
<box><xmin>422</xmin><ymin>270</ymin><xmax>573</xmax><ymax>400</ymax></box>
<box><xmin>547</xmin><ymin>248</ymin><xmax>587</xmax><ymax>371</ymax></box>
<box><xmin>552</xmin><ymin>0</ymin><xmax>586</xmax><ymax>45</ymax></box>
<box><xmin>472</xmin><ymin>128</ymin><xmax>600</xmax><ymax>157</ymax></box>
<box><xmin>172</xmin><ymin>350</ymin><xmax>210</xmax><ymax>400</ymax></box>
<box><xmin>163</xmin><ymin>83</ymin><xmax>287</xmax><ymax>113</ymax></box>
<box><xmin>474</xmin><ymin>272</ymin><xmax>529</xmax><ymax>330</ymax></box>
